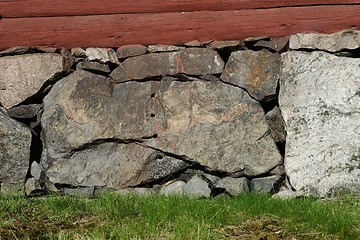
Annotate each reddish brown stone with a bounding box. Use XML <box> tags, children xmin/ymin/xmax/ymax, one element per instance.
<box><xmin>116</xmin><ymin>45</ymin><xmax>147</xmax><ymax>59</ymax></box>
<box><xmin>110</xmin><ymin>48</ymin><xmax>224</xmax><ymax>82</ymax></box>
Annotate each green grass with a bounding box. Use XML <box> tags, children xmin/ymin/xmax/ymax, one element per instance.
<box><xmin>0</xmin><ymin>192</ymin><xmax>359</xmax><ymax>239</ymax></box>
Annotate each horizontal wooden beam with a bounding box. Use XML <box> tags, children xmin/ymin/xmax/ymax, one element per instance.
<box><xmin>1</xmin><ymin>5</ymin><xmax>359</xmax><ymax>50</ymax></box>
<box><xmin>1</xmin><ymin>0</ymin><xmax>360</xmax><ymax>18</ymax></box>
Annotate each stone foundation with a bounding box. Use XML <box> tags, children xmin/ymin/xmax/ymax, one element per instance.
<box><xmin>0</xmin><ymin>30</ymin><xmax>359</xmax><ymax>198</ymax></box>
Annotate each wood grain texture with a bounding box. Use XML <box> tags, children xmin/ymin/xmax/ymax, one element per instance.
<box><xmin>1</xmin><ymin>5</ymin><xmax>359</xmax><ymax>50</ymax></box>
<box><xmin>1</xmin><ymin>0</ymin><xmax>360</xmax><ymax>17</ymax></box>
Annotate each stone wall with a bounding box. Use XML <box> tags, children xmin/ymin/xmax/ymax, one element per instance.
<box><xmin>0</xmin><ymin>30</ymin><xmax>359</xmax><ymax>198</ymax></box>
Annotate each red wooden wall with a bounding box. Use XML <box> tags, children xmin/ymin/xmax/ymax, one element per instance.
<box><xmin>1</xmin><ymin>0</ymin><xmax>360</xmax><ymax>50</ymax></box>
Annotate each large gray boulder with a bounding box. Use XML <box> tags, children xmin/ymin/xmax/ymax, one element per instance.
<box><xmin>280</xmin><ymin>51</ymin><xmax>360</xmax><ymax>197</ymax></box>
<box><xmin>0</xmin><ymin>53</ymin><xmax>69</xmax><ymax>109</ymax></box>
<box><xmin>0</xmin><ymin>110</ymin><xmax>32</xmax><ymax>193</ymax></box>
<box><xmin>41</xmin><ymin>70</ymin><xmax>281</xmax><ymax>189</ymax></box>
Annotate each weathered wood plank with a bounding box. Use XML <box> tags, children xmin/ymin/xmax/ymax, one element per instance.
<box><xmin>1</xmin><ymin>5</ymin><xmax>359</xmax><ymax>50</ymax></box>
<box><xmin>1</xmin><ymin>0</ymin><xmax>360</xmax><ymax>18</ymax></box>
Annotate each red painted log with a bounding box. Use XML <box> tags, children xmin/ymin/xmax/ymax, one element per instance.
<box><xmin>1</xmin><ymin>0</ymin><xmax>360</xmax><ymax>18</ymax></box>
<box><xmin>1</xmin><ymin>5</ymin><xmax>359</xmax><ymax>50</ymax></box>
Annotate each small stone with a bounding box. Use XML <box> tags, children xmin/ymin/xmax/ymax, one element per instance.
<box><xmin>25</xmin><ymin>178</ymin><xmax>42</xmax><ymax>195</ymax></box>
<box><xmin>244</xmin><ymin>36</ymin><xmax>269</xmax><ymax>43</ymax></box>
<box><xmin>116</xmin><ymin>45</ymin><xmax>147</xmax><ymax>58</ymax></box>
<box><xmin>221</xmin><ymin>50</ymin><xmax>280</xmax><ymax>101</ymax></box>
<box><xmin>265</xmin><ymin>107</ymin><xmax>286</xmax><ymax>143</ymax></box>
<box><xmin>184</xmin><ymin>40</ymin><xmax>210</xmax><ymax>47</ymax></box>
<box><xmin>7</xmin><ymin>104</ymin><xmax>42</xmax><ymax>119</ymax></box>
<box><xmin>85</xmin><ymin>48</ymin><xmax>120</xmax><ymax>64</ymax></box>
<box><xmin>184</xmin><ymin>176</ymin><xmax>211</xmax><ymax>198</ymax></box>
<box><xmin>77</xmin><ymin>60</ymin><xmax>111</xmax><ymax>74</ymax></box>
<box><xmin>71</xmin><ymin>48</ymin><xmax>87</xmax><ymax>58</ymax></box>
<box><xmin>30</xmin><ymin>161</ymin><xmax>42</xmax><ymax>180</ymax></box>
<box><xmin>147</xmin><ymin>45</ymin><xmax>184</xmax><ymax>53</ymax></box>
<box><xmin>269</xmin><ymin>165</ymin><xmax>285</xmax><ymax>176</ymax></box>
<box><xmin>159</xmin><ymin>181</ymin><xmax>186</xmax><ymax>196</ymax></box>
<box><xmin>215</xmin><ymin>177</ymin><xmax>249</xmax><ymax>196</ymax></box>
<box><xmin>61</xmin><ymin>48</ymin><xmax>75</xmax><ymax>70</ymax></box>
<box><xmin>37</xmin><ymin>46</ymin><xmax>58</xmax><ymax>53</ymax></box>
<box><xmin>289</xmin><ymin>30</ymin><xmax>360</xmax><ymax>52</ymax></box>
<box><xmin>208</xmin><ymin>40</ymin><xmax>244</xmax><ymax>50</ymax></box>
<box><xmin>250</xmin><ymin>175</ymin><xmax>283</xmax><ymax>193</ymax></box>
<box><xmin>254</xmin><ymin>37</ymin><xmax>289</xmax><ymax>52</ymax></box>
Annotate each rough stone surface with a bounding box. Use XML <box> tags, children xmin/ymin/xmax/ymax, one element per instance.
<box><xmin>250</xmin><ymin>175</ymin><xmax>282</xmax><ymax>193</ymax></box>
<box><xmin>7</xmin><ymin>104</ymin><xmax>42</xmax><ymax>119</ymax></box>
<box><xmin>0</xmin><ymin>46</ymin><xmax>33</xmax><ymax>57</ymax></box>
<box><xmin>265</xmin><ymin>107</ymin><xmax>286</xmax><ymax>143</ymax></box>
<box><xmin>77</xmin><ymin>60</ymin><xmax>111</xmax><ymax>74</ymax></box>
<box><xmin>221</xmin><ymin>50</ymin><xmax>280</xmax><ymax>101</ymax></box>
<box><xmin>30</xmin><ymin>161</ymin><xmax>42</xmax><ymax>180</ymax></box>
<box><xmin>85</xmin><ymin>48</ymin><xmax>120</xmax><ymax>64</ymax></box>
<box><xmin>208</xmin><ymin>40</ymin><xmax>244</xmax><ymax>50</ymax></box>
<box><xmin>41</xmin><ymin>70</ymin><xmax>281</xmax><ymax>191</ymax></box>
<box><xmin>116</xmin><ymin>45</ymin><xmax>147</xmax><ymax>58</ymax></box>
<box><xmin>289</xmin><ymin>30</ymin><xmax>360</xmax><ymax>52</ymax></box>
<box><xmin>25</xmin><ymin>178</ymin><xmax>42</xmax><ymax>195</ymax></box>
<box><xmin>159</xmin><ymin>181</ymin><xmax>186</xmax><ymax>196</ymax></box>
<box><xmin>214</xmin><ymin>177</ymin><xmax>249</xmax><ymax>196</ymax></box>
<box><xmin>254</xmin><ymin>37</ymin><xmax>289</xmax><ymax>52</ymax></box>
<box><xmin>71</xmin><ymin>48</ymin><xmax>86</xmax><ymax>58</ymax></box>
<box><xmin>0</xmin><ymin>110</ymin><xmax>32</xmax><ymax>192</ymax></box>
<box><xmin>147</xmin><ymin>45</ymin><xmax>184</xmax><ymax>53</ymax></box>
<box><xmin>280</xmin><ymin>51</ymin><xmax>360</xmax><ymax>197</ymax></box>
<box><xmin>110</xmin><ymin>48</ymin><xmax>224</xmax><ymax>82</ymax></box>
<box><xmin>183</xmin><ymin>176</ymin><xmax>211</xmax><ymax>198</ymax></box>
<box><xmin>0</xmin><ymin>53</ymin><xmax>67</xmax><ymax>109</ymax></box>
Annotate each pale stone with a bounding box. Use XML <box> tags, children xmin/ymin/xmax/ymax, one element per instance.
<box><xmin>183</xmin><ymin>176</ymin><xmax>211</xmax><ymax>198</ymax></box>
<box><xmin>280</xmin><ymin>51</ymin><xmax>360</xmax><ymax>197</ymax></box>
<box><xmin>289</xmin><ymin>30</ymin><xmax>360</xmax><ymax>52</ymax></box>
<box><xmin>85</xmin><ymin>48</ymin><xmax>120</xmax><ymax>64</ymax></box>
<box><xmin>214</xmin><ymin>177</ymin><xmax>249</xmax><ymax>196</ymax></box>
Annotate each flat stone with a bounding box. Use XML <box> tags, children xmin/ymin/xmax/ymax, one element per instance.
<box><xmin>0</xmin><ymin>46</ymin><xmax>33</xmax><ymax>57</ymax></box>
<box><xmin>110</xmin><ymin>48</ymin><xmax>224</xmax><ymax>82</ymax></box>
<box><xmin>214</xmin><ymin>177</ymin><xmax>249</xmax><ymax>196</ymax></box>
<box><xmin>147</xmin><ymin>45</ymin><xmax>184</xmax><ymax>53</ymax></box>
<box><xmin>114</xmin><ymin>188</ymin><xmax>156</xmax><ymax>196</ymax></box>
<box><xmin>37</xmin><ymin>47</ymin><xmax>58</xmax><ymax>53</ymax></box>
<box><xmin>250</xmin><ymin>175</ymin><xmax>282</xmax><ymax>193</ymax></box>
<box><xmin>116</xmin><ymin>45</ymin><xmax>147</xmax><ymax>58</ymax></box>
<box><xmin>85</xmin><ymin>48</ymin><xmax>120</xmax><ymax>64</ymax></box>
<box><xmin>280</xmin><ymin>51</ymin><xmax>360</xmax><ymax>197</ymax></box>
<box><xmin>254</xmin><ymin>37</ymin><xmax>289</xmax><ymax>52</ymax></box>
<box><xmin>289</xmin><ymin>30</ymin><xmax>360</xmax><ymax>52</ymax></box>
<box><xmin>183</xmin><ymin>176</ymin><xmax>211</xmax><ymax>198</ymax></box>
<box><xmin>61</xmin><ymin>48</ymin><xmax>75</xmax><ymax>70</ymax></box>
<box><xmin>265</xmin><ymin>107</ymin><xmax>286</xmax><ymax>143</ymax></box>
<box><xmin>0</xmin><ymin>53</ymin><xmax>68</xmax><ymax>109</ymax></box>
<box><xmin>0</xmin><ymin>110</ymin><xmax>31</xmax><ymax>193</ymax></box>
<box><xmin>7</xmin><ymin>104</ymin><xmax>42</xmax><ymax>119</ymax></box>
<box><xmin>221</xmin><ymin>50</ymin><xmax>280</xmax><ymax>101</ymax></box>
<box><xmin>77</xmin><ymin>60</ymin><xmax>111</xmax><ymax>74</ymax></box>
<box><xmin>159</xmin><ymin>181</ymin><xmax>186</xmax><ymax>196</ymax></box>
<box><xmin>208</xmin><ymin>40</ymin><xmax>244</xmax><ymax>50</ymax></box>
